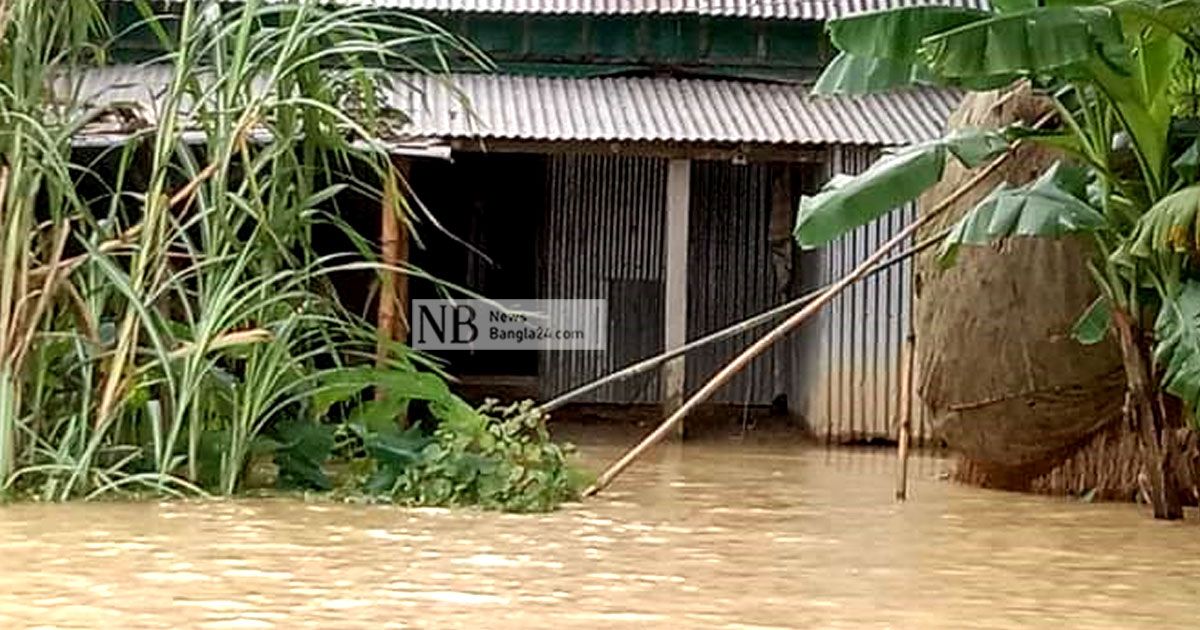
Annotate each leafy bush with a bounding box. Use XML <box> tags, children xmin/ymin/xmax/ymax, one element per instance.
<box><xmin>380</xmin><ymin>399</ymin><xmax>586</xmax><ymax>512</ymax></box>
<box><xmin>277</xmin><ymin>365</ymin><xmax>587</xmax><ymax>512</ymax></box>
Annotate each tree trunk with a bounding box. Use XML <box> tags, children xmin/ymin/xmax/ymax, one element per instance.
<box><xmin>1113</xmin><ymin>309</ymin><xmax>1184</xmax><ymax>520</ymax></box>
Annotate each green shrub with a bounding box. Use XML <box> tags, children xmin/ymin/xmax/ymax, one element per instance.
<box><xmin>382</xmin><ymin>399</ymin><xmax>587</xmax><ymax>512</ymax></box>
<box><xmin>277</xmin><ymin>363</ymin><xmax>587</xmax><ymax>512</ymax></box>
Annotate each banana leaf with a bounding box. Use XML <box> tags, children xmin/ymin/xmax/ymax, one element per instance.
<box><xmin>915</xmin><ymin>2</ymin><xmax>1185</xmax><ymax>180</ymax></box>
<box><xmin>819</xmin><ymin>0</ymin><xmax>1197</xmax><ymax>175</ymax></box>
<box><xmin>920</xmin><ymin>6</ymin><xmax>1131</xmax><ymax>84</ymax></box>
<box><xmin>1171</xmin><ymin>138</ymin><xmax>1200</xmax><ymax>183</ymax></box>
<box><xmin>815</xmin><ymin>5</ymin><xmax>990</xmax><ymax>94</ymax></box>
<box><xmin>1072</xmin><ymin>296</ymin><xmax>1113</xmax><ymax>345</ymax></box>
<box><xmin>794</xmin><ymin>129</ymin><xmax>1010</xmax><ymax>248</ymax></box>
<box><xmin>938</xmin><ymin>162</ymin><xmax>1105</xmax><ymax>265</ymax></box>
<box><xmin>1154</xmin><ymin>280</ymin><xmax>1200</xmax><ymax>417</ymax></box>
<box><xmin>1126</xmin><ymin>184</ymin><xmax>1200</xmax><ymax>256</ymax></box>
<box><xmin>827</xmin><ymin>6</ymin><xmax>991</xmax><ymax>62</ymax></box>
<box><xmin>813</xmin><ymin>52</ymin><xmax>935</xmax><ymax>94</ymax></box>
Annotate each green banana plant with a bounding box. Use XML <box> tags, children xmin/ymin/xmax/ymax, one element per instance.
<box><xmin>796</xmin><ymin>0</ymin><xmax>1200</xmax><ymax>519</ymax></box>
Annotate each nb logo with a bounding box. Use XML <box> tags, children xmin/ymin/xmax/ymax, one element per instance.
<box><xmin>414</xmin><ymin>304</ymin><xmax>479</xmax><ymax>345</ymax></box>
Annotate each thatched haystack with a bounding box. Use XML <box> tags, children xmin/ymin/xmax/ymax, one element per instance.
<box><xmin>915</xmin><ymin>85</ymin><xmax>1130</xmax><ymax>491</ymax></box>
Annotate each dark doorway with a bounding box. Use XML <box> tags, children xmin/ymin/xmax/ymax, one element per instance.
<box><xmin>408</xmin><ymin>152</ymin><xmax>547</xmax><ymax>378</ymax></box>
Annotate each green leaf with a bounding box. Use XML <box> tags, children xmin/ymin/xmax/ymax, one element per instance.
<box><xmin>1006</xmin><ymin>125</ymin><xmax>1094</xmax><ymax>162</ymax></box>
<box><xmin>828</xmin><ymin>6</ymin><xmax>991</xmax><ymax>63</ymax></box>
<box><xmin>813</xmin><ymin>52</ymin><xmax>934</xmax><ymax>95</ymax></box>
<box><xmin>1173</xmin><ymin>139</ymin><xmax>1200</xmax><ymax>182</ymax></box>
<box><xmin>365</xmin><ymin>466</ymin><xmax>399</xmax><ymax>495</ymax></box>
<box><xmin>1154</xmin><ymin>281</ymin><xmax>1200</xmax><ymax>417</ymax></box>
<box><xmin>989</xmin><ymin>0</ymin><xmax>1036</xmax><ymax>13</ymax></box>
<box><xmin>195</xmin><ymin>429</ymin><xmax>230</xmax><ymax>490</ymax></box>
<box><xmin>1072</xmin><ymin>296</ymin><xmax>1112</xmax><ymax>345</ymax></box>
<box><xmin>946</xmin><ymin>128</ymin><xmax>1014</xmax><ymax>167</ymax></box>
<box><xmin>312</xmin><ymin>368</ymin><xmax>376</xmax><ymax>418</ymax></box>
<box><xmin>379</xmin><ymin>400</ymin><xmax>583</xmax><ymax>511</ymax></box>
<box><xmin>272</xmin><ymin>419</ymin><xmax>335</xmax><ymax>491</ymax></box>
<box><xmin>913</xmin><ymin>3</ymin><xmax>1183</xmax><ymax>182</ymax></box>
<box><xmin>815</xmin><ymin>6</ymin><xmax>989</xmax><ymax>94</ymax></box>
<box><xmin>1126</xmin><ymin>184</ymin><xmax>1200</xmax><ymax>257</ymax></box>
<box><xmin>1113</xmin><ymin>0</ymin><xmax>1200</xmax><ymax>49</ymax></box>
<box><xmin>365</xmin><ymin>425</ymin><xmax>430</xmax><ymax>470</ymax></box>
<box><xmin>377</xmin><ymin>370</ymin><xmax>454</xmax><ymax>402</ymax></box>
<box><xmin>794</xmin><ymin>129</ymin><xmax>1010</xmax><ymax>248</ymax></box>
<box><xmin>314</xmin><ymin>367</ymin><xmax>453</xmax><ymax>419</ymax></box>
<box><xmin>919</xmin><ymin>6</ymin><xmax>1130</xmax><ymax>84</ymax></box>
<box><xmin>348</xmin><ymin>397</ymin><xmax>410</xmax><ymax>434</ymax></box>
<box><xmin>938</xmin><ymin>162</ymin><xmax>1106</xmax><ymax>265</ymax></box>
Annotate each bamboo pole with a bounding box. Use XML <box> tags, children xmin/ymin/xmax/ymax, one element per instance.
<box><xmin>895</xmin><ymin>327</ymin><xmax>916</xmax><ymax>501</ymax></box>
<box><xmin>376</xmin><ymin>159</ymin><xmax>411</xmax><ymax>423</ymax></box>
<box><xmin>395</xmin><ymin>187</ymin><xmax>411</xmax><ymax>343</ymax></box>
<box><xmin>376</xmin><ymin>164</ymin><xmax>402</xmax><ymax>367</ymax></box>
<box><xmin>582</xmin><ymin>134</ymin><xmax>1032</xmax><ymax>498</ymax></box>
<box><xmin>376</xmin><ymin>159</ymin><xmax>412</xmax><ymax>355</ymax></box>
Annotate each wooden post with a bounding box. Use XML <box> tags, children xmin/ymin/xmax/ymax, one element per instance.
<box><xmin>662</xmin><ymin>159</ymin><xmax>690</xmax><ymax>433</ymax></box>
<box><xmin>377</xmin><ymin>159</ymin><xmax>411</xmax><ymax>355</ymax></box>
<box><xmin>377</xmin><ymin>158</ymin><xmax>411</xmax><ymax>414</ymax></box>
<box><xmin>895</xmin><ymin>328</ymin><xmax>916</xmax><ymax>501</ymax></box>
<box><xmin>768</xmin><ymin>165</ymin><xmax>794</xmax><ymax>401</ymax></box>
<box><xmin>395</xmin><ymin>166</ymin><xmax>411</xmax><ymax>343</ymax></box>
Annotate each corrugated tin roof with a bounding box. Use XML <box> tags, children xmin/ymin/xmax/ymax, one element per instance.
<box><xmin>74</xmin><ymin>65</ymin><xmax>959</xmax><ymax>147</ymax></box>
<box><xmin>149</xmin><ymin>0</ymin><xmax>991</xmax><ymax>19</ymax></box>
<box><xmin>314</xmin><ymin>0</ymin><xmax>990</xmax><ymax>18</ymax></box>
<box><xmin>393</xmin><ymin>72</ymin><xmax>958</xmax><ymax>145</ymax></box>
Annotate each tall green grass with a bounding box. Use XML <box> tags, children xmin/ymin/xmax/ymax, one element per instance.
<box><xmin>0</xmin><ymin>0</ymin><xmax>495</xmax><ymax>500</ymax></box>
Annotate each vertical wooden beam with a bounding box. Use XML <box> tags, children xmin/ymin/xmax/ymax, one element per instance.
<box><xmin>662</xmin><ymin>159</ymin><xmax>690</xmax><ymax>432</ymax></box>
<box><xmin>895</xmin><ymin>316</ymin><xmax>916</xmax><ymax>501</ymax></box>
<box><xmin>376</xmin><ymin>159</ymin><xmax>410</xmax><ymax>356</ymax></box>
<box><xmin>377</xmin><ymin>158</ymin><xmax>412</xmax><ymax>417</ymax></box>
<box><xmin>395</xmin><ymin>162</ymin><xmax>411</xmax><ymax>344</ymax></box>
<box><xmin>768</xmin><ymin>165</ymin><xmax>794</xmax><ymax>404</ymax></box>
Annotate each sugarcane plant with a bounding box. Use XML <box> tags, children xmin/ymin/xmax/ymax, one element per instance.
<box><xmin>795</xmin><ymin>0</ymin><xmax>1200</xmax><ymax>518</ymax></box>
<box><xmin>0</xmin><ymin>0</ymin><xmax>586</xmax><ymax>509</ymax></box>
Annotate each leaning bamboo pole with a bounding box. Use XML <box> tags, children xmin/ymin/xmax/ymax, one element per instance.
<box><xmin>582</xmin><ymin>127</ymin><xmax>1042</xmax><ymax>498</ymax></box>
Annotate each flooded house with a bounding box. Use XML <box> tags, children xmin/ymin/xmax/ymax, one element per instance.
<box><xmin>83</xmin><ymin>0</ymin><xmax>975</xmax><ymax>443</ymax></box>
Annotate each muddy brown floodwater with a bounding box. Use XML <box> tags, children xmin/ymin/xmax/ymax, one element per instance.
<box><xmin>2</xmin><ymin>437</ymin><xmax>1199</xmax><ymax>629</ymax></box>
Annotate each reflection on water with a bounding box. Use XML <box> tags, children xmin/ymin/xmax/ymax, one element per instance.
<box><xmin>2</xmin><ymin>438</ymin><xmax>1198</xmax><ymax>629</ymax></box>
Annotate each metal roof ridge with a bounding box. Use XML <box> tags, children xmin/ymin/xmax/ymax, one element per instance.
<box><xmin>119</xmin><ymin>0</ymin><xmax>992</xmax><ymax>20</ymax></box>
<box><xmin>72</xmin><ymin>63</ymin><xmax>964</xmax><ymax>147</ymax></box>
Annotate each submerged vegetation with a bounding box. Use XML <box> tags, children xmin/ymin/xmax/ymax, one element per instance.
<box><xmin>0</xmin><ymin>0</ymin><xmax>583</xmax><ymax>510</ymax></box>
<box><xmin>362</xmin><ymin>399</ymin><xmax>586</xmax><ymax>512</ymax></box>
<box><xmin>797</xmin><ymin>0</ymin><xmax>1200</xmax><ymax>518</ymax></box>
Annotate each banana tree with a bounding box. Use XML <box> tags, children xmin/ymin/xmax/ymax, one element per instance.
<box><xmin>796</xmin><ymin>0</ymin><xmax>1200</xmax><ymax>518</ymax></box>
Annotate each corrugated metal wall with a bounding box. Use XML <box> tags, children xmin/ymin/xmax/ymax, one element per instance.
<box><xmin>796</xmin><ymin>145</ymin><xmax>927</xmax><ymax>443</ymax></box>
<box><xmin>538</xmin><ymin>148</ymin><xmax>922</xmax><ymax>438</ymax></box>
<box><xmin>539</xmin><ymin>154</ymin><xmax>783</xmax><ymax>405</ymax></box>
<box><xmin>686</xmin><ymin>161</ymin><xmax>779</xmax><ymax>404</ymax></box>
<box><xmin>539</xmin><ymin>154</ymin><xmax>668</xmax><ymax>403</ymax></box>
